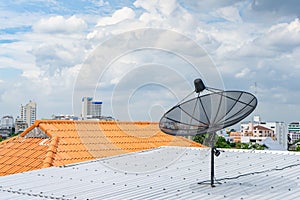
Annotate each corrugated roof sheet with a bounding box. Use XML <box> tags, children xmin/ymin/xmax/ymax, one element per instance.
<box><xmin>0</xmin><ymin>120</ymin><xmax>202</xmax><ymax>176</ymax></box>
<box><xmin>0</xmin><ymin>147</ymin><xmax>299</xmax><ymax>199</ymax></box>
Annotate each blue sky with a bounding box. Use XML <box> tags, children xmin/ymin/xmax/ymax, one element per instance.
<box><xmin>0</xmin><ymin>0</ymin><xmax>300</xmax><ymax>124</ymax></box>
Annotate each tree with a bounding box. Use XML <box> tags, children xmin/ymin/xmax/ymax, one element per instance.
<box><xmin>235</xmin><ymin>142</ymin><xmax>251</xmax><ymax>149</ymax></box>
<box><xmin>251</xmin><ymin>143</ymin><xmax>267</xmax><ymax>150</ymax></box>
<box><xmin>193</xmin><ymin>134</ymin><xmax>266</xmax><ymax>150</ymax></box>
<box><xmin>193</xmin><ymin>134</ymin><xmax>231</xmax><ymax>148</ymax></box>
<box><xmin>215</xmin><ymin>136</ymin><xmax>231</xmax><ymax>148</ymax></box>
<box><xmin>193</xmin><ymin>134</ymin><xmax>207</xmax><ymax>144</ymax></box>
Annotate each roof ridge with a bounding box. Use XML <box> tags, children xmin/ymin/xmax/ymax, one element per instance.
<box><xmin>19</xmin><ymin>123</ymin><xmax>37</xmax><ymax>137</ymax></box>
<box><xmin>26</xmin><ymin>120</ymin><xmax>161</xmax><ymax>124</ymax></box>
<box><xmin>20</xmin><ymin>122</ymin><xmax>53</xmax><ymax>138</ymax></box>
<box><xmin>32</xmin><ymin>120</ymin><xmax>159</xmax><ymax>124</ymax></box>
<box><xmin>42</xmin><ymin>136</ymin><xmax>59</xmax><ymax>168</ymax></box>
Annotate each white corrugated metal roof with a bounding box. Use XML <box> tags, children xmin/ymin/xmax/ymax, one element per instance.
<box><xmin>0</xmin><ymin>147</ymin><xmax>300</xmax><ymax>199</ymax></box>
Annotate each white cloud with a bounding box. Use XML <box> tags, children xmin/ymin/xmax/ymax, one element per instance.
<box><xmin>0</xmin><ymin>62</ymin><xmax>81</xmax><ymax>118</ymax></box>
<box><xmin>235</xmin><ymin>67</ymin><xmax>250</xmax><ymax>78</ymax></box>
<box><xmin>93</xmin><ymin>0</ymin><xmax>109</xmax><ymax>7</ymax></box>
<box><xmin>139</xmin><ymin>12</ymin><xmax>163</xmax><ymax>24</ymax></box>
<box><xmin>216</xmin><ymin>6</ymin><xmax>242</xmax><ymax>23</ymax></box>
<box><xmin>1</xmin><ymin>0</ymin><xmax>300</xmax><ymax>123</ymax></box>
<box><xmin>96</xmin><ymin>7</ymin><xmax>136</xmax><ymax>26</ymax></box>
<box><xmin>0</xmin><ymin>41</ymin><xmax>37</xmax><ymax>74</ymax></box>
<box><xmin>256</xmin><ymin>18</ymin><xmax>300</xmax><ymax>49</ymax></box>
<box><xmin>33</xmin><ymin>15</ymin><xmax>87</xmax><ymax>33</ymax></box>
<box><xmin>31</xmin><ymin>43</ymin><xmax>86</xmax><ymax>76</ymax></box>
<box><xmin>87</xmin><ymin>30</ymin><xmax>105</xmax><ymax>40</ymax></box>
<box><xmin>134</xmin><ymin>0</ymin><xmax>178</xmax><ymax>16</ymax></box>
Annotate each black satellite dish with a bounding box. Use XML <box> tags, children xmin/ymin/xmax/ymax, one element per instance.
<box><xmin>159</xmin><ymin>78</ymin><xmax>257</xmax><ymax>187</ymax></box>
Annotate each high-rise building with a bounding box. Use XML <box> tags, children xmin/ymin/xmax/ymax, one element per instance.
<box><xmin>81</xmin><ymin>97</ymin><xmax>102</xmax><ymax>119</ymax></box>
<box><xmin>21</xmin><ymin>101</ymin><xmax>37</xmax><ymax>126</ymax></box>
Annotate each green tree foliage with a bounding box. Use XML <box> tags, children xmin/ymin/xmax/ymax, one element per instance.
<box><xmin>236</xmin><ymin>142</ymin><xmax>267</xmax><ymax>150</ymax></box>
<box><xmin>215</xmin><ymin>136</ymin><xmax>231</xmax><ymax>148</ymax></box>
<box><xmin>193</xmin><ymin>135</ymin><xmax>267</xmax><ymax>150</ymax></box>
<box><xmin>193</xmin><ymin>134</ymin><xmax>231</xmax><ymax>148</ymax></box>
<box><xmin>193</xmin><ymin>134</ymin><xmax>207</xmax><ymax>144</ymax></box>
<box><xmin>236</xmin><ymin>142</ymin><xmax>249</xmax><ymax>149</ymax></box>
<box><xmin>251</xmin><ymin>143</ymin><xmax>267</xmax><ymax>150</ymax></box>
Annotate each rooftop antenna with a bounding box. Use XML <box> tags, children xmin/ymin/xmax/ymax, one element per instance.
<box><xmin>159</xmin><ymin>78</ymin><xmax>257</xmax><ymax>187</ymax></box>
<box><xmin>252</xmin><ymin>81</ymin><xmax>258</xmax><ymax>123</ymax></box>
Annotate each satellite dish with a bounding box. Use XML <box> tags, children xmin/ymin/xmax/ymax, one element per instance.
<box><xmin>159</xmin><ymin>90</ymin><xmax>257</xmax><ymax>136</ymax></box>
<box><xmin>159</xmin><ymin>78</ymin><xmax>257</xmax><ymax>187</ymax></box>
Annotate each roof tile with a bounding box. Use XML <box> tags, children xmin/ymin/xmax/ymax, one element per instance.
<box><xmin>0</xmin><ymin>120</ymin><xmax>202</xmax><ymax>176</ymax></box>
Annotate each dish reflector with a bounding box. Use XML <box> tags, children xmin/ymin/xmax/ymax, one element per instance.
<box><xmin>159</xmin><ymin>90</ymin><xmax>257</xmax><ymax>136</ymax></box>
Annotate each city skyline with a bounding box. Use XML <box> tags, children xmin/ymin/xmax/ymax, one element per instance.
<box><xmin>0</xmin><ymin>1</ymin><xmax>300</xmax><ymax>123</ymax></box>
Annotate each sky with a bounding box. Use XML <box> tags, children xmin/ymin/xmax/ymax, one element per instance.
<box><xmin>0</xmin><ymin>0</ymin><xmax>300</xmax><ymax>124</ymax></box>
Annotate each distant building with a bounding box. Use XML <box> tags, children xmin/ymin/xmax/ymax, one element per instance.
<box><xmin>288</xmin><ymin>132</ymin><xmax>300</xmax><ymax>144</ymax></box>
<box><xmin>21</xmin><ymin>101</ymin><xmax>37</xmax><ymax>126</ymax></box>
<box><xmin>99</xmin><ymin>116</ymin><xmax>115</xmax><ymax>121</ymax></box>
<box><xmin>15</xmin><ymin>117</ymin><xmax>28</xmax><ymax>133</ymax></box>
<box><xmin>287</xmin><ymin>122</ymin><xmax>300</xmax><ymax>147</ymax></box>
<box><xmin>264</xmin><ymin>121</ymin><xmax>287</xmax><ymax>149</ymax></box>
<box><xmin>0</xmin><ymin>115</ymin><xmax>14</xmax><ymax>129</ymax></box>
<box><xmin>242</xmin><ymin>125</ymin><xmax>275</xmax><ymax>144</ymax></box>
<box><xmin>0</xmin><ymin>116</ymin><xmax>14</xmax><ymax>138</ymax></box>
<box><xmin>240</xmin><ymin>116</ymin><xmax>287</xmax><ymax>150</ymax></box>
<box><xmin>288</xmin><ymin>122</ymin><xmax>300</xmax><ymax>133</ymax></box>
<box><xmin>51</xmin><ymin>114</ymin><xmax>79</xmax><ymax>121</ymax></box>
<box><xmin>230</xmin><ymin>130</ymin><xmax>273</xmax><ymax>144</ymax></box>
<box><xmin>0</xmin><ymin>129</ymin><xmax>11</xmax><ymax>139</ymax></box>
<box><xmin>252</xmin><ymin>125</ymin><xmax>275</xmax><ymax>138</ymax></box>
<box><xmin>81</xmin><ymin>97</ymin><xmax>102</xmax><ymax>119</ymax></box>
<box><xmin>229</xmin><ymin>132</ymin><xmax>241</xmax><ymax>143</ymax></box>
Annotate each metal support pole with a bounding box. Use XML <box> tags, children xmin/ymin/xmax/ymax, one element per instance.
<box><xmin>197</xmin><ymin>132</ymin><xmax>219</xmax><ymax>187</ymax></box>
<box><xmin>211</xmin><ymin>147</ymin><xmax>215</xmax><ymax>187</ymax></box>
<box><xmin>210</xmin><ymin>132</ymin><xmax>216</xmax><ymax>187</ymax></box>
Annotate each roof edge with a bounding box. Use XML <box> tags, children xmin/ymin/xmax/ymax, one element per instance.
<box><xmin>20</xmin><ymin>120</ymin><xmax>52</xmax><ymax>138</ymax></box>
<box><xmin>19</xmin><ymin>123</ymin><xmax>38</xmax><ymax>137</ymax></box>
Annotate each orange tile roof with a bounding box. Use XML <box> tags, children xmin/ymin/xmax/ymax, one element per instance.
<box><xmin>0</xmin><ymin>120</ymin><xmax>202</xmax><ymax>176</ymax></box>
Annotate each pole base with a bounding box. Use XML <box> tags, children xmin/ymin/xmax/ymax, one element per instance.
<box><xmin>197</xmin><ymin>180</ymin><xmax>221</xmax><ymax>187</ymax></box>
